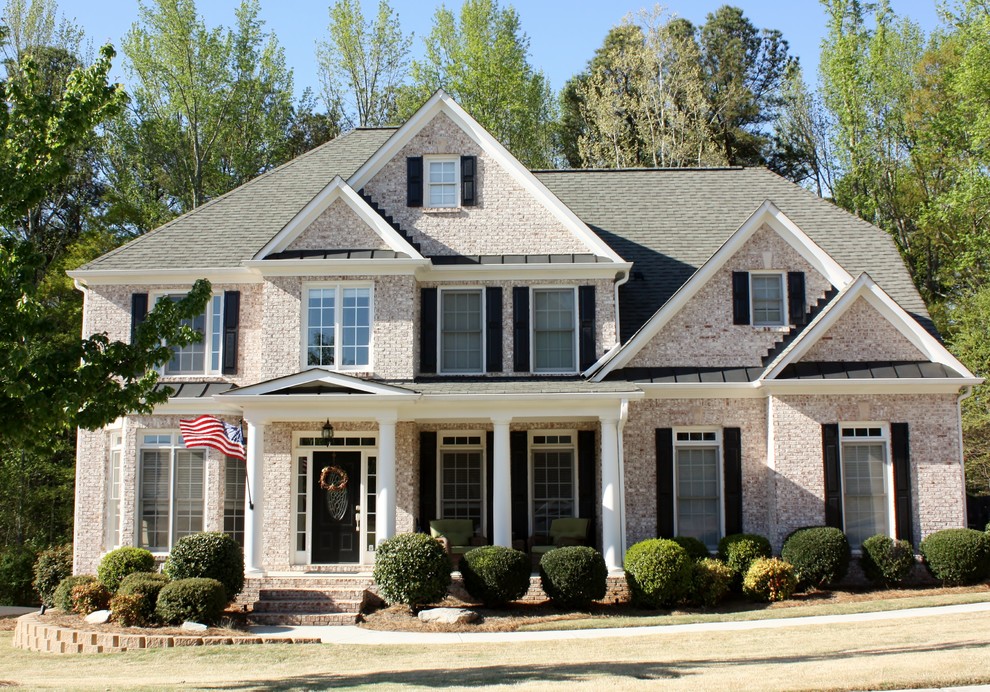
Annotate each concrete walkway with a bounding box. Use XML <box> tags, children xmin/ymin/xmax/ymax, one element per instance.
<box><xmin>0</xmin><ymin>606</ymin><xmax>36</xmax><ymax>617</ymax></box>
<box><xmin>249</xmin><ymin>599</ymin><xmax>990</xmax><ymax>645</ymax></box>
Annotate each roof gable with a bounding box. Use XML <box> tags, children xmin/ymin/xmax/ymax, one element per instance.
<box><xmin>221</xmin><ymin>369</ymin><xmax>419</xmax><ymax>397</ymax></box>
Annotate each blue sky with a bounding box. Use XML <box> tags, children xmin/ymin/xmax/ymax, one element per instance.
<box><xmin>53</xmin><ymin>0</ymin><xmax>944</xmax><ymax>99</ymax></box>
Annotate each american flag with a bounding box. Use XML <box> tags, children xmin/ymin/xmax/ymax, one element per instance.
<box><xmin>179</xmin><ymin>415</ymin><xmax>246</xmax><ymax>460</ymax></box>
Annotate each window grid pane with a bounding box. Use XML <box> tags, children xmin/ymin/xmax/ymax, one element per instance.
<box><xmin>173</xmin><ymin>450</ymin><xmax>204</xmax><ymax>541</ymax></box>
<box><xmin>676</xmin><ymin>447</ymin><xmax>720</xmax><ymax>547</ymax></box>
<box><xmin>341</xmin><ymin>288</ymin><xmax>371</xmax><ymax>366</ymax></box>
<box><xmin>532</xmin><ymin>450</ymin><xmax>574</xmax><ymax>534</ymax></box>
<box><xmin>533</xmin><ymin>289</ymin><xmax>575</xmax><ymax>371</ymax></box>
<box><xmin>139</xmin><ymin>450</ymin><xmax>170</xmax><ymax>551</ymax></box>
<box><xmin>842</xmin><ymin>442</ymin><xmax>888</xmax><ymax>546</ymax></box>
<box><xmin>429</xmin><ymin>161</ymin><xmax>456</xmax><ymax>206</ymax></box>
<box><xmin>440</xmin><ymin>451</ymin><xmax>483</xmax><ymax>532</ymax></box>
<box><xmin>751</xmin><ymin>275</ymin><xmax>784</xmax><ymax>325</ymax></box>
<box><xmin>441</xmin><ymin>290</ymin><xmax>482</xmax><ymax>372</ymax></box>
<box><xmin>210</xmin><ymin>295</ymin><xmax>223</xmax><ymax>372</ymax></box>
<box><xmin>307</xmin><ymin>289</ymin><xmax>336</xmax><ymax>366</ymax></box>
<box><xmin>107</xmin><ymin>449</ymin><xmax>122</xmax><ymax>549</ymax></box>
<box><xmin>296</xmin><ymin>457</ymin><xmax>308</xmax><ymax>552</ymax></box>
<box><xmin>224</xmin><ymin>459</ymin><xmax>246</xmax><ymax>546</ymax></box>
<box><xmin>367</xmin><ymin>457</ymin><xmax>377</xmax><ymax>551</ymax></box>
<box><xmin>165</xmin><ymin>299</ymin><xmax>206</xmax><ymax>374</ymax></box>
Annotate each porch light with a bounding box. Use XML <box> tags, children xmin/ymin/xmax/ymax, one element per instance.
<box><xmin>321</xmin><ymin>419</ymin><xmax>334</xmax><ymax>445</ymax></box>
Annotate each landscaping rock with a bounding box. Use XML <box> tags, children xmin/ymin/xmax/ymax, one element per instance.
<box><xmin>181</xmin><ymin>621</ymin><xmax>208</xmax><ymax>631</ymax></box>
<box><xmin>84</xmin><ymin>610</ymin><xmax>110</xmax><ymax>624</ymax></box>
<box><xmin>417</xmin><ymin>607</ymin><xmax>478</xmax><ymax>625</ymax></box>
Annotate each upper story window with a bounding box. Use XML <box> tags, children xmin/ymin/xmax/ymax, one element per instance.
<box><xmin>532</xmin><ymin>287</ymin><xmax>577</xmax><ymax>373</ymax></box>
<box><xmin>159</xmin><ymin>294</ymin><xmax>223</xmax><ymax>375</ymax></box>
<box><xmin>304</xmin><ymin>283</ymin><xmax>372</xmax><ymax>370</ymax></box>
<box><xmin>441</xmin><ymin>289</ymin><xmax>483</xmax><ymax>374</ymax></box>
<box><xmin>750</xmin><ymin>273</ymin><xmax>785</xmax><ymax>326</ymax></box>
<box><xmin>427</xmin><ymin>157</ymin><xmax>459</xmax><ymax>208</ymax></box>
<box><xmin>732</xmin><ymin>271</ymin><xmax>805</xmax><ymax>328</ymax></box>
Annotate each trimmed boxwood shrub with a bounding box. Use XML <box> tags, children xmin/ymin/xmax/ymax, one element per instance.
<box><xmin>624</xmin><ymin>539</ymin><xmax>693</xmax><ymax>608</ymax></box>
<box><xmin>71</xmin><ymin>581</ymin><xmax>111</xmax><ymax>615</ymax></box>
<box><xmin>920</xmin><ymin>528</ymin><xmax>990</xmax><ymax>585</ymax></box>
<box><xmin>373</xmin><ymin>533</ymin><xmax>452</xmax><ymax>607</ymax></box>
<box><xmin>781</xmin><ymin>526</ymin><xmax>850</xmax><ymax>588</ymax></box>
<box><xmin>671</xmin><ymin>536</ymin><xmax>710</xmax><ymax>561</ymax></box>
<box><xmin>742</xmin><ymin>557</ymin><xmax>798</xmax><ymax>602</ymax></box>
<box><xmin>164</xmin><ymin>532</ymin><xmax>244</xmax><ymax>601</ymax></box>
<box><xmin>98</xmin><ymin>547</ymin><xmax>155</xmax><ymax>593</ymax></box>
<box><xmin>539</xmin><ymin>546</ymin><xmax>607</xmax><ymax>609</ymax></box>
<box><xmin>0</xmin><ymin>543</ymin><xmax>38</xmax><ymax>606</ymax></box>
<box><xmin>687</xmin><ymin>558</ymin><xmax>733</xmax><ymax>607</ymax></box>
<box><xmin>860</xmin><ymin>535</ymin><xmax>915</xmax><ymax>586</ymax></box>
<box><xmin>110</xmin><ymin>593</ymin><xmax>146</xmax><ymax>627</ymax></box>
<box><xmin>54</xmin><ymin>575</ymin><xmax>97</xmax><ymax>612</ymax></box>
<box><xmin>460</xmin><ymin>546</ymin><xmax>531</xmax><ymax>607</ymax></box>
<box><xmin>118</xmin><ymin>572</ymin><xmax>171</xmax><ymax>624</ymax></box>
<box><xmin>33</xmin><ymin>544</ymin><xmax>73</xmax><ymax>607</ymax></box>
<box><xmin>718</xmin><ymin>533</ymin><xmax>772</xmax><ymax>583</ymax></box>
<box><xmin>155</xmin><ymin>577</ymin><xmax>227</xmax><ymax>625</ymax></box>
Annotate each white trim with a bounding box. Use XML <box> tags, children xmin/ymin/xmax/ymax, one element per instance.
<box><xmin>151</xmin><ymin>291</ymin><xmax>224</xmax><ymax>377</ymax></box>
<box><xmin>438</xmin><ymin>287</ymin><xmax>486</xmax><ymax>375</ymax></box>
<box><xmin>672</xmin><ymin>427</ymin><xmax>725</xmax><ymax>549</ymax></box>
<box><xmin>68</xmin><ymin>268</ymin><xmax>263</xmax><ymax>286</ymax></box>
<box><xmin>421</xmin><ymin>262</ymin><xmax>632</xmax><ymax>282</ymax></box>
<box><xmin>242</xmin><ymin>258</ymin><xmax>428</xmax><ymax>277</ymax></box>
<box><xmin>221</xmin><ymin>368</ymin><xmax>418</xmax><ymax>398</ymax></box>
<box><xmin>749</xmin><ymin>271</ymin><xmax>787</xmax><ymax>327</ymax></box>
<box><xmin>300</xmin><ymin>281</ymin><xmax>375</xmax><ymax>373</ymax></box>
<box><xmin>531</xmin><ymin>286</ymin><xmax>579</xmax><ymax>375</ymax></box>
<box><xmin>136</xmin><ymin>431</ymin><xmax>208</xmax><ymax>554</ymax></box>
<box><xmin>436</xmin><ymin>431</ymin><xmax>487</xmax><ymax>537</ymax></box>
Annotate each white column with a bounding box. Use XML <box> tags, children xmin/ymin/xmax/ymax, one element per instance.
<box><xmin>600</xmin><ymin>416</ymin><xmax>623</xmax><ymax>572</ymax></box>
<box><xmin>492</xmin><ymin>417</ymin><xmax>512</xmax><ymax>547</ymax></box>
<box><xmin>377</xmin><ymin>415</ymin><xmax>397</xmax><ymax>542</ymax></box>
<box><xmin>243</xmin><ymin>418</ymin><xmax>265</xmax><ymax>575</ymax></box>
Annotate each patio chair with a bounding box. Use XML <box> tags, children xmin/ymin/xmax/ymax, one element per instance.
<box><xmin>429</xmin><ymin>519</ymin><xmax>486</xmax><ymax>563</ymax></box>
<box><xmin>527</xmin><ymin>517</ymin><xmax>590</xmax><ymax>559</ymax></box>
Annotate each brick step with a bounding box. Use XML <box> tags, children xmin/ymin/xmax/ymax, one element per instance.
<box><xmin>258</xmin><ymin>588</ymin><xmax>366</xmax><ymax>601</ymax></box>
<box><xmin>252</xmin><ymin>598</ymin><xmax>363</xmax><ymax>614</ymax></box>
<box><xmin>247</xmin><ymin>611</ymin><xmax>360</xmax><ymax>626</ymax></box>
<box><xmin>250</xmin><ymin>577</ymin><xmax>374</xmax><ymax>588</ymax></box>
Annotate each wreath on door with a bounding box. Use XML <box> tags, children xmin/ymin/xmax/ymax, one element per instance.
<box><xmin>319</xmin><ymin>465</ymin><xmax>349</xmax><ymax>492</ymax></box>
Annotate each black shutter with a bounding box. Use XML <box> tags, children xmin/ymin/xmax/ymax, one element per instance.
<box><xmin>891</xmin><ymin>423</ymin><xmax>913</xmax><ymax>546</ymax></box>
<box><xmin>420</xmin><ymin>288</ymin><xmax>437</xmax><ymax>374</ymax></box>
<box><xmin>788</xmin><ymin>272</ymin><xmax>806</xmax><ymax>326</ymax></box>
<box><xmin>419</xmin><ymin>431</ymin><xmax>437</xmax><ymax>533</ymax></box>
<box><xmin>512</xmin><ymin>287</ymin><xmax>530</xmax><ymax>372</ymax></box>
<box><xmin>656</xmin><ymin>428</ymin><xmax>674</xmax><ymax>538</ymax></box>
<box><xmin>461</xmin><ymin>155</ymin><xmax>476</xmax><ymax>206</ymax></box>
<box><xmin>485</xmin><ymin>287</ymin><xmax>502</xmax><ymax>373</ymax></box>
<box><xmin>407</xmin><ymin>156</ymin><xmax>423</xmax><ymax>207</ymax></box>
<box><xmin>732</xmin><ymin>271</ymin><xmax>750</xmax><ymax>325</ymax></box>
<box><xmin>723</xmin><ymin>427</ymin><xmax>743</xmax><ymax>536</ymax></box>
<box><xmin>510</xmin><ymin>431</ymin><xmax>528</xmax><ymax>541</ymax></box>
<box><xmin>578</xmin><ymin>430</ymin><xmax>596</xmax><ymax>548</ymax></box>
<box><xmin>578</xmin><ymin>285</ymin><xmax>596</xmax><ymax>371</ymax></box>
<box><xmin>222</xmin><ymin>290</ymin><xmax>240</xmax><ymax>375</ymax></box>
<box><xmin>130</xmin><ymin>293</ymin><xmax>149</xmax><ymax>343</ymax></box>
<box><xmin>486</xmin><ymin>431</ymin><xmax>494</xmax><ymax>541</ymax></box>
<box><xmin>822</xmin><ymin>424</ymin><xmax>843</xmax><ymax>529</ymax></box>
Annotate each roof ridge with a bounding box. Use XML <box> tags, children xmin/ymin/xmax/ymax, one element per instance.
<box><xmin>532</xmin><ymin>166</ymin><xmax>747</xmax><ymax>173</ymax></box>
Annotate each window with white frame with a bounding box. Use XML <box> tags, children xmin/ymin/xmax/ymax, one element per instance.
<box><xmin>223</xmin><ymin>458</ymin><xmax>246</xmax><ymax>546</ymax></box>
<box><xmin>532</xmin><ymin>288</ymin><xmax>577</xmax><ymax>373</ymax></box>
<box><xmin>531</xmin><ymin>433</ymin><xmax>576</xmax><ymax>535</ymax></box>
<box><xmin>674</xmin><ymin>430</ymin><xmax>722</xmax><ymax>549</ymax></box>
<box><xmin>160</xmin><ymin>294</ymin><xmax>223</xmax><ymax>375</ymax></box>
<box><xmin>840</xmin><ymin>424</ymin><xmax>892</xmax><ymax>547</ymax></box>
<box><xmin>439</xmin><ymin>434</ymin><xmax>484</xmax><ymax>534</ymax></box>
<box><xmin>304</xmin><ymin>284</ymin><xmax>372</xmax><ymax>369</ymax></box>
<box><xmin>427</xmin><ymin>158</ymin><xmax>458</xmax><ymax>207</ymax></box>
<box><xmin>106</xmin><ymin>431</ymin><xmax>123</xmax><ymax>550</ymax></box>
<box><xmin>440</xmin><ymin>289</ymin><xmax>483</xmax><ymax>374</ymax></box>
<box><xmin>750</xmin><ymin>273</ymin><xmax>785</xmax><ymax>326</ymax></box>
<box><xmin>138</xmin><ymin>432</ymin><xmax>205</xmax><ymax>552</ymax></box>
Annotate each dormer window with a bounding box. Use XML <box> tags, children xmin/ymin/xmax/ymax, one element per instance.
<box><xmin>427</xmin><ymin>157</ymin><xmax>459</xmax><ymax>208</ymax></box>
<box><xmin>406</xmin><ymin>156</ymin><xmax>476</xmax><ymax>207</ymax></box>
<box><xmin>750</xmin><ymin>273</ymin><xmax>785</xmax><ymax>326</ymax></box>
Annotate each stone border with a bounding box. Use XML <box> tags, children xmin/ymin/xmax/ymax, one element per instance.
<box><xmin>12</xmin><ymin>614</ymin><xmax>320</xmax><ymax>654</ymax></box>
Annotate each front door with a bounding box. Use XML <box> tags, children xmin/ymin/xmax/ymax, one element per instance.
<box><xmin>311</xmin><ymin>451</ymin><xmax>362</xmax><ymax>563</ymax></box>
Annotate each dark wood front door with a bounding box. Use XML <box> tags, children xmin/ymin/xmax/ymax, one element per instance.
<box><xmin>312</xmin><ymin>451</ymin><xmax>361</xmax><ymax>563</ymax></box>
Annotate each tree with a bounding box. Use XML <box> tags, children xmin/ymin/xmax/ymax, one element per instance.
<box><xmin>316</xmin><ymin>0</ymin><xmax>411</xmax><ymax>128</ymax></box>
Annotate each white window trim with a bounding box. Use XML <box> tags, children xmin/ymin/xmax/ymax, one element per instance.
<box><xmin>301</xmin><ymin>281</ymin><xmax>375</xmax><ymax>372</ymax></box>
<box><xmin>530</xmin><ymin>286</ymin><xmax>579</xmax><ymax>375</ymax></box>
<box><xmin>436</xmin><ymin>431</ymin><xmax>487</xmax><ymax>537</ymax></box>
<box><xmin>749</xmin><ymin>271</ymin><xmax>788</xmax><ymax>327</ymax></box>
<box><xmin>152</xmin><ymin>292</ymin><xmax>224</xmax><ymax>376</ymax></box>
<box><xmin>425</xmin><ymin>155</ymin><xmax>460</xmax><ymax>209</ymax></box>
<box><xmin>672</xmin><ymin>427</ymin><xmax>725</xmax><ymax>549</ymax></box>
<box><xmin>838</xmin><ymin>422</ymin><xmax>896</xmax><ymax>544</ymax></box>
<box><xmin>136</xmin><ymin>431</ymin><xmax>207</xmax><ymax>554</ymax></box>
<box><xmin>438</xmin><ymin>287</ymin><xmax>486</xmax><ymax>375</ymax></box>
<box><xmin>528</xmin><ymin>430</ymin><xmax>578</xmax><ymax>536</ymax></box>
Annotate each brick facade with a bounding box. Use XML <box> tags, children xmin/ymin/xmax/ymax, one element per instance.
<box><xmin>799</xmin><ymin>297</ymin><xmax>924</xmax><ymax>362</ymax></box>
<box><xmin>285</xmin><ymin>198</ymin><xmax>391</xmax><ymax>252</ymax></box>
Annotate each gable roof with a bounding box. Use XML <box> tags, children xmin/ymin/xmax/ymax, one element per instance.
<box><xmin>221</xmin><ymin>369</ymin><xmax>419</xmax><ymax>398</ymax></box>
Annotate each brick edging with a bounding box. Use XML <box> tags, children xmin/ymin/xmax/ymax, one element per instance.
<box><xmin>12</xmin><ymin>614</ymin><xmax>320</xmax><ymax>654</ymax></box>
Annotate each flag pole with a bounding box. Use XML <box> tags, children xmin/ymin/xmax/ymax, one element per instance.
<box><xmin>242</xmin><ymin>420</ymin><xmax>254</xmax><ymax>510</ymax></box>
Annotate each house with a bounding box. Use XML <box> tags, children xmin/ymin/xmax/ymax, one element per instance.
<box><xmin>70</xmin><ymin>91</ymin><xmax>979</xmax><ymax>592</ymax></box>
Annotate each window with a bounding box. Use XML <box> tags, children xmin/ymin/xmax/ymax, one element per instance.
<box><xmin>427</xmin><ymin>158</ymin><xmax>458</xmax><ymax>207</ymax></box>
<box><xmin>106</xmin><ymin>431</ymin><xmax>123</xmax><ymax>550</ymax></box>
<box><xmin>440</xmin><ymin>289</ymin><xmax>483</xmax><ymax>373</ymax></box>
<box><xmin>161</xmin><ymin>294</ymin><xmax>223</xmax><ymax>375</ymax></box>
<box><xmin>840</xmin><ymin>425</ymin><xmax>892</xmax><ymax>547</ymax></box>
<box><xmin>674</xmin><ymin>430</ymin><xmax>722</xmax><ymax>549</ymax></box>
<box><xmin>532</xmin><ymin>288</ymin><xmax>577</xmax><ymax>373</ymax></box>
<box><xmin>531</xmin><ymin>433</ymin><xmax>576</xmax><ymax>535</ymax></box>
<box><xmin>750</xmin><ymin>273</ymin><xmax>785</xmax><ymax>326</ymax></box>
<box><xmin>304</xmin><ymin>284</ymin><xmax>372</xmax><ymax>369</ymax></box>
<box><xmin>138</xmin><ymin>432</ymin><xmax>205</xmax><ymax>551</ymax></box>
<box><xmin>224</xmin><ymin>459</ymin><xmax>246</xmax><ymax>546</ymax></box>
<box><xmin>439</xmin><ymin>434</ymin><xmax>484</xmax><ymax>533</ymax></box>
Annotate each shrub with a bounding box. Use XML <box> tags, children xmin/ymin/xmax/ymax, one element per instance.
<box><xmin>624</xmin><ymin>539</ymin><xmax>693</xmax><ymax>609</ymax></box>
<box><xmin>33</xmin><ymin>544</ymin><xmax>73</xmax><ymax>607</ymax></box>
<box><xmin>742</xmin><ymin>557</ymin><xmax>798</xmax><ymax>602</ymax></box>
<box><xmin>118</xmin><ymin>572</ymin><xmax>171</xmax><ymax>624</ymax></box>
<box><xmin>373</xmin><ymin>533</ymin><xmax>451</xmax><ymax>607</ymax></box>
<box><xmin>164</xmin><ymin>532</ymin><xmax>244</xmax><ymax>601</ymax></box>
<box><xmin>98</xmin><ymin>547</ymin><xmax>155</xmax><ymax>593</ymax></box>
<box><xmin>860</xmin><ymin>535</ymin><xmax>915</xmax><ymax>586</ymax></box>
<box><xmin>460</xmin><ymin>546</ymin><xmax>531</xmax><ymax>607</ymax></box>
<box><xmin>920</xmin><ymin>528</ymin><xmax>990</xmax><ymax>586</ymax></box>
<box><xmin>671</xmin><ymin>536</ymin><xmax>710</xmax><ymax>561</ymax></box>
<box><xmin>539</xmin><ymin>546</ymin><xmax>608</xmax><ymax>609</ymax></box>
<box><xmin>71</xmin><ymin>581</ymin><xmax>111</xmax><ymax>615</ymax></box>
<box><xmin>0</xmin><ymin>544</ymin><xmax>38</xmax><ymax>606</ymax></box>
<box><xmin>781</xmin><ymin>527</ymin><xmax>850</xmax><ymax>588</ymax></box>
<box><xmin>687</xmin><ymin>558</ymin><xmax>733</xmax><ymax>607</ymax></box>
<box><xmin>110</xmin><ymin>593</ymin><xmax>146</xmax><ymax>627</ymax></box>
<box><xmin>53</xmin><ymin>575</ymin><xmax>97</xmax><ymax>612</ymax></box>
<box><xmin>155</xmin><ymin>578</ymin><xmax>227</xmax><ymax>625</ymax></box>
<box><xmin>717</xmin><ymin>533</ymin><xmax>772</xmax><ymax>583</ymax></box>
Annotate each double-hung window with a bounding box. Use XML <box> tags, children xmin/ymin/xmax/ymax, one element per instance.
<box><xmin>840</xmin><ymin>424</ymin><xmax>892</xmax><ymax>547</ymax></box>
<box><xmin>674</xmin><ymin>430</ymin><xmax>722</xmax><ymax>549</ymax></box>
<box><xmin>750</xmin><ymin>273</ymin><xmax>785</xmax><ymax>326</ymax></box>
<box><xmin>138</xmin><ymin>432</ymin><xmax>205</xmax><ymax>552</ymax></box>
<box><xmin>440</xmin><ymin>289</ymin><xmax>483</xmax><ymax>374</ymax></box>
<box><xmin>438</xmin><ymin>434</ymin><xmax>484</xmax><ymax>534</ymax></box>
<box><xmin>304</xmin><ymin>284</ymin><xmax>372</xmax><ymax>369</ymax></box>
<box><xmin>532</xmin><ymin>288</ymin><xmax>577</xmax><ymax>373</ymax></box>
<box><xmin>161</xmin><ymin>294</ymin><xmax>223</xmax><ymax>375</ymax></box>
<box><xmin>531</xmin><ymin>433</ymin><xmax>576</xmax><ymax>535</ymax></box>
<box><xmin>427</xmin><ymin>158</ymin><xmax>459</xmax><ymax>208</ymax></box>
<box><xmin>224</xmin><ymin>459</ymin><xmax>246</xmax><ymax>546</ymax></box>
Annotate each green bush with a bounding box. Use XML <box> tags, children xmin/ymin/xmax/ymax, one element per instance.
<box><xmin>624</xmin><ymin>539</ymin><xmax>693</xmax><ymax>609</ymax></box>
<box><xmin>0</xmin><ymin>544</ymin><xmax>38</xmax><ymax>606</ymax></box>
<box><xmin>164</xmin><ymin>532</ymin><xmax>244</xmax><ymax>601</ymax></box>
<box><xmin>781</xmin><ymin>527</ymin><xmax>850</xmax><ymax>588</ymax></box>
<box><xmin>155</xmin><ymin>578</ymin><xmax>227</xmax><ymax>625</ymax></box>
<box><xmin>671</xmin><ymin>536</ymin><xmax>710</xmax><ymax>561</ymax></box>
<box><xmin>32</xmin><ymin>544</ymin><xmax>73</xmax><ymax>607</ymax></box>
<box><xmin>460</xmin><ymin>546</ymin><xmax>531</xmax><ymax>607</ymax></box>
<box><xmin>742</xmin><ymin>557</ymin><xmax>798</xmax><ymax>602</ymax></box>
<box><xmin>717</xmin><ymin>533</ymin><xmax>772</xmax><ymax>583</ymax></box>
<box><xmin>687</xmin><ymin>558</ymin><xmax>733</xmax><ymax>607</ymax></box>
<box><xmin>860</xmin><ymin>535</ymin><xmax>916</xmax><ymax>586</ymax></box>
<box><xmin>373</xmin><ymin>533</ymin><xmax>452</xmax><ymax>607</ymax></box>
<box><xmin>71</xmin><ymin>581</ymin><xmax>111</xmax><ymax>615</ymax></box>
<box><xmin>53</xmin><ymin>575</ymin><xmax>97</xmax><ymax>612</ymax></box>
<box><xmin>110</xmin><ymin>593</ymin><xmax>146</xmax><ymax>627</ymax></box>
<box><xmin>98</xmin><ymin>547</ymin><xmax>155</xmax><ymax>593</ymax></box>
<box><xmin>920</xmin><ymin>528</ymin><xmax>990</xmax><ymax>586</ymax></box>
<box><xmin>539</xmin><ymin>546</ymin><xmax>608</xmax><ymax>609</ymax></box>
<box><xmin>118</xmin><ymin>572</ymin><xmax>170</xmax><ymax>624</ymax></box>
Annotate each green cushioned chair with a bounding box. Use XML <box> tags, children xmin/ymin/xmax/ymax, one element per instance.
<box><xmin>429</xmin><ymin>519</ymin><xmax>486</xmax><ymax>560</ymax></box>
<box><xmin>528</xmin><ymin>517</ymin><xmax>590</xmax><ymax>557</ymax></box>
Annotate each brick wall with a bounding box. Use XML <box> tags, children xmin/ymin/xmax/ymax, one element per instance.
<box><xmin>285</xmin><ymin>198</ymin><xmax>391</xmax><ymax>252</ymax></box>
<box><xmin>799</xmin><ymin>297</ymin><xmax>924</xmax><ymax>362</ymax></box>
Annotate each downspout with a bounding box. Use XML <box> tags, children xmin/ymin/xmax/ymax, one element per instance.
<box><xmin>617</xmin><ymin>398</ymin><xmax>629</xmax><ymax>565</ymax></box>
<box><xmin>612</xmin><ymin>270</ymin><xmax>630</xmax><ymax>351</ymax></box>
<box><xmin>957</xmin><ymin>386</ymin><xmax>975</xmax><ymax>528</ymax></box>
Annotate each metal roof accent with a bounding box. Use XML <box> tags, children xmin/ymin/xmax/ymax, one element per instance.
<box><xmin>775</xmin><ymin>361</ymin><xmax>964</xmax><ymax>380</ymax></box>
<box><xmin>605</xmin><ymin>366</ymin><xmax>764</xmax><ymax>384</ymax></box>
<box><xmin>153</xmin><ymin>382</ymin><xmax>236</xmax><ymax>398</ymax></box>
